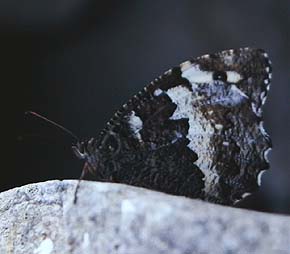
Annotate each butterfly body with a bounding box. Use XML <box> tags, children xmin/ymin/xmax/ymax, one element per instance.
<box><xmin>73</xmin><ymin>48</ymin><xmax>272</xmax><ymax>205</ymax></box>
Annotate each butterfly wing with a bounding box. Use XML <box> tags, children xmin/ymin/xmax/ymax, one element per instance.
<box><xmin>178</xmin><ymin>48</ymin><xmax>272</xmax><ymax>204</ymax></box>
<box><xmin>90</xmin><ymin>67</ymin><xmax>205</xmax><ymax>200</ymax></box>
<box><xmin>81</xmin><ymin>47</ymin><xmax>272</xmax><ymax>205</ymax></box>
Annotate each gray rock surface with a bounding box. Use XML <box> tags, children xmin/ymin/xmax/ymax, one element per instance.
<box><xmin>0</xmin><ymin>180</ymin><xmax>289</xmax><ymax>254</ymax></box>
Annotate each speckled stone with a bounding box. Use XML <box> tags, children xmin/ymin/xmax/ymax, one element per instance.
<box><xmin>0</xmin><ymin>180</ymin><xmax>289</xmax><ymax>254</ymax></box>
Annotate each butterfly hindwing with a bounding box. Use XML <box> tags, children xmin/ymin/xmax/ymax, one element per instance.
<box><xmin>78</xmin><ymin>47</ymin><xmax>272</xmax><ymax>205</ymax></box>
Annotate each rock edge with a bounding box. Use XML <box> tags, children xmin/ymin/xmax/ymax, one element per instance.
<box><xmin>0</xmin><ymin>180</ymin><xmax>289</xmax><ymax>254</ymax></box>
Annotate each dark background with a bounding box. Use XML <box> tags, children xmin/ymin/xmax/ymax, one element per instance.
<box><xmin>1</xmin><ymin>1</ymin><xmax>289</xmax><ymax>214</ymax></box>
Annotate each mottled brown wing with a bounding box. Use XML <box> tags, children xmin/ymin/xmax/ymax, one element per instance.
<box><xmin>76</xmin><ymin>47</ymin><xmax>272</xmax><ymax>205</ymax></box>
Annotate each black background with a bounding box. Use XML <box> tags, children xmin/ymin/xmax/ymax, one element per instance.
<box><xmin>1</xmin><ymin>1</ymin><xmax>289</xmax><ymax>214</ymax></box>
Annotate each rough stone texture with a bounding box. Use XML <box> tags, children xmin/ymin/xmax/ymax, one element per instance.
<box><xmin>0</xmin><ymin>180</ymin><xmax>289</xmax><ymax>254</ymax></box>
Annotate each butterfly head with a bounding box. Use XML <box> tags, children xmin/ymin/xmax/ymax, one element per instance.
<box><xmin>72</xmin><ymin>138</ymin><xmax>100</xmax><ymax>167</ymax></box>
<box><xmin>72</xmin><ymin>131</ymin><xmax>124</xmax><ymax>179</ymax></box>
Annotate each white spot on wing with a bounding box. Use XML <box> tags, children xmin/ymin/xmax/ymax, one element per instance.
<box><xmin>215</xmin><ymin>124</ymin><xmax>223</xmax><ymax>130</ymax></box>
<box><xmin>223</xmin><ymin>55</ymin><xmax>234</xmax><ymax>65</ymax></box>
<box><xmin>181</xmin><ymin>63</ymin><xmax>213</xmax><ymax>84</ymax></box>
<box><xmin>34</xmin><ymin>238</ymin><xmax>54</xmax><ymax>254</ymax></box>
<box><xmin>264</xmin><ymin>147</ymin><xmax>272</xmax><ymax>163</ymax></box>
<box><xmin>242</xmin><ymin>192</ymin><xmax>251</xmax><ymax>199</ymax></box>
<box><xmin>128</xmin><ymin>111</ymin><xmax>143</xmax><ymax>140</ymax></box>
<box><xmin>261</xmin><ymin>96</ymin><xmax>267</xmax><ymax>105</ymax></box>
<box><xmin>226</xmin><ymin>71</ymin><xmax>242</xmax><ymax>83</ymax></box>
<box><xmin>180</xmin><ymin>60</ymin><xmax>192</xmax><ymax>70</ymax></box>
<box><xmin>260</xmin><ymin>91</ymin><xmax>266</xmax><ymax>101</ymax></box>
<box><xmin>154</xmin><ymin>88</ymin><xmax>163</xmax><ymax>96</ymax></box>
<box><xmin>251</xmin><ymin>102</ymin><xmax>262</xmax><ymax>117</ymax></box>
<box><xmin>260</xmin><ymin>91</ymin><xmax>267</xmax><ymax>105</ymax></box>
<box><xmin>259</xmin><ymin>121</ymin><xmax>269</xmax><ymax>138</ymax></box>
<box><xmin>257</xmin><ymin>170</ymin><xmax>267</xmax><ymax>186</ymax></box>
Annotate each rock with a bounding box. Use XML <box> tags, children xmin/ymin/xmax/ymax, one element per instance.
<box><xmin>0</xmin><ymin>180</ymin><xmax>289</xmax><ymax>254</ymax></box>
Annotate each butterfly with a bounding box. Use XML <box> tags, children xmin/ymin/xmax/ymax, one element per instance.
<box><xmin>70</xmin><ymin>47</ymin><xmax>272</xmax><ymax>205</ymax></box>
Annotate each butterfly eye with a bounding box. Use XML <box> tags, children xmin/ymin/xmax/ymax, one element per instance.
<box><xmin>213</xmin><ymin>71</ymin><xmax>227</xmax><ymax>82</ymax></box>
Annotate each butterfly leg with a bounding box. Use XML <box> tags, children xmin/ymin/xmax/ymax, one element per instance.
<box><xmin>73</xmin><ymin>162</ymin><xmax>94</xmax><ymax>204</ymax></box>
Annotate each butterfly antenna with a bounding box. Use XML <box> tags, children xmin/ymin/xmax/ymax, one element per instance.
<box><xmin>25</xmin><ymin>111</ymin><xmax>79</xmax><ymax>142</ymax></box>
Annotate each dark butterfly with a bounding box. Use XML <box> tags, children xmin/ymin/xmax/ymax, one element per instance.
<box><xmin>70</xmin><ymin>47</ymin><xmax>272</xmax><ymax>205</ymax></box>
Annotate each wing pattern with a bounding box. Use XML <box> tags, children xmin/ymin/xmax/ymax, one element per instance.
<box><xmin>74</xmin><ymin>47</ymin><xmax>272</xmax><ymax>205</ymax></box>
